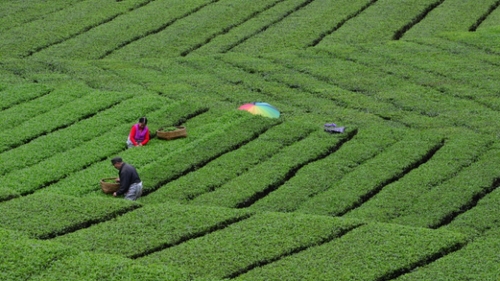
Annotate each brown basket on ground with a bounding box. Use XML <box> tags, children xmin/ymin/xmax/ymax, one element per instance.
<box><xmin>157</xmin><ymin>126</ymin><xmax>187</xmax><ymax>140</ymax></box>
<box><xmin>100</xmin><ymin>177</ymin><xmax>120</xmax><ymax>194</ymax></box>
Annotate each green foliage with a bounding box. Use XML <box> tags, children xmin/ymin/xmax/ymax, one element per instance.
<box><xmin>139</xmin><ymin>212</ymin><xmax>363</xmax><ymax>279</ymax></box>
<box><xmin>143</xmin><ymin>120</ymin><xmax>315</xmax><ymax>204</ymax></box>
<box><xmin>190</xmin><ymin>129</ymin><xmax>356</xmax><ymax>208</ymax></box>
<box><xmin>53</xmin><ymin>203</ymin><xmax>253</xmax><ymax>258</ymax></box>
<box><xmin>0</xmin><ymin>193</ymin><xmax>138</xmax><ymax>239</ymax></box>
<box><xmin>0</xmin><ymin>82</ymin><xmax>51</xmax><ymax>110</ymax></box>
<box><xmin>0</xmin><ymin>227</ymin><xmax>77</xmax><ymax>281</ymax></box>
<box><xmin>0</xmin><ymin>1</ymin><xmax>499</xmax><ymax>280</ymax></box>
<box><xmin>235</xmin><ymin>223</ymin><xmax>468</xmax><ymax>281</ymax></box>
<box><xmin>29</xmin><ymin>252</ymin><xmax>189</xmax><ymax>281</ymax></box>
<box><xmin>394</xmin><ymin>237</ymin><xmax>500</xmax><ymax>281</ymax></box>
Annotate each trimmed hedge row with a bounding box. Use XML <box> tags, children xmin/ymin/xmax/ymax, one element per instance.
<box><xmin>191</xmin><ymin>0</ymin><xmax>309</xmax><ymax>55</ymax></box>
<box><xmin>0</xmin><ymin>98</ymin><xmax>206</xmax><ymax>196</ymax></box>
<box><xmin>0</xmin><ymin>0</ymin><xmax>82</xmax><ymax>32</ymax></box>
<box><xmin>0</xmin><ymin>227</ymin><xmax>189</xmax><ymax>281</ymax></box>
<box><xmin>108</xmin><ymin>0</ymin><xmax>283</xmax><ymax>59</ymax></box>
<box><xmin>29</xmin><ymin>251</ymin><xmax>189</xmax><ymax>281</ymax></box>
<box><xmin>437</xmin><ymin>25</ymin><xmax>500</xmax><ymax>55</ymax></box>
<box><xmin>189</xmin><ymin>129</ymin><xmax>356</xmax><ymax>208</ymax></box>
<box><xmin>0</xmin><ymin>0</ymin><xmax>152</xmax><ymax>58</ymax></box>
<box><xmin>0</xmin><ymin>94</ymin><xmax>169</xmax><ymax>176</ymax></box>
<box><xmin>444</xmin><ymin>186</ymin><xmax>500</xmax><ymax>238</ymax></box>
<box><xmin>317</xmin><ymin>0</ymin><xmax>440</xmax><ymax>44</ymax></box>
<box><xmin>266</xmin><ymin>48</ymin><xmax>500</xmax><ymax>133</ymax></box>
<box><xmin>249</xmin><ymin>124</ymin><xmax>403</xmax><ymax>213</ymax></box>
<box><xmin>138</xmin><ymin>212</ymin><xmax>363</xmax><ymax>279</ymax></box>
<box><xmin>0</xmin><ymin>227</ymin><xmax>77</xmax><ymax>281</ymax></box>
<box><xmin>220</xmin><ymin>52</ymin><xmax>436</xmax><ymax>127</ymax></box>
<box><xmin>0</xmin><ymin>81</ymin><xmax>87</xmax><ymax>130</ymax></box>
<box><xmin>137</xmin><ymin>112</ymin><xmax>280</xmax><ymax>195</ymax></box>
<box><xmin>296</xmin><ymin>132</ymin><xmax>444</xmax><ymax>216</ymax></box>
<box><xmin>33</xmin><ymin>0</ymin><xmax>215</xmax><ymax>60</ymax></box>
<box><xmin>53</xmin><ymin>203</ymin><xmax>254</xmax><ymax>258</ymax></box>
<box><xmin>346</xmin><ymin>131</ymin><xmax>495</xmax><ymax>223</ymax></box>
<box><xmin>1</xmin><ymin>89</ymin><xmax>133</xmax><ymax>153</ymax></box>
<box><xmin>230</xmin><ymin>0</ymin><xmax>371</xmax><ymax>54</ymax></box>
<box><xmin>0</xmin><ymin>82</ymin><xmax>51</xmax><ymax>110</ymax></box>
<box><xmin>235</xmin><ymin>223</ymin><xmax>468</xmax><ymax>281</ymax></box>
<box><xmin>0</xmin><ymin>193</ymin><xmax>138</xmax><ymax>239</ymax></box>
<box><xmin>142</xmin><ymin>120</ymin><xmax>315</xmax><ymax>204</ymax></box>
<box><xmin>0</xmin><ymin>187</ymin><xmax>19</xmax><ymax>202</ymax></box>
<box><xmin>356</xmin><ymin>40</ymin><xmax>500</xmax><ymax>102</ymax></box>
<box><xmin>391</xmin><ymin>145</ymin><xmax>500</xmax><ymax>228</ymax></box>
<box><xmin>402</xmin><ymin>0</ymin><xmax>500</xmax><ymax>39</ymax></box>
<box><xmin>394</xmin><ymin>237</ymin><xmax>500</xmax><ymax>281</ymax></box>
<box><xmin>37</xmin><ymin>100</ymin><xmax>208</xmax><ymax>197</ymax></box>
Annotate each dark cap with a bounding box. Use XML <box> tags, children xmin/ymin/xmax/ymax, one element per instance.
<box><xmin>111</xmin><ymin>157</ymin><xmax>123</xmax><ymax>165</ymax></box>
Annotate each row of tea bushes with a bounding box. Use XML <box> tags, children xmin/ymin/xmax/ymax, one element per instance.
<box><xmin>0</xmin><ymin>0</ymin><xmax>152</xmax><ymax>58</ymax></box>
<box><xmin>219</xmin><ymin>53</ymin><xmax>429</xmax><ymax>126</ymax></box>
<box><xmin>249</xmin><ymin>125</ymin><xmax>404</xmax><ymax>213</ymax></box>
<box><xmin>0</xmin><ymin>227</ymin><xmax>190</xmax><ymax>281</ymax></box>
<box><xmin>0</xmin><ymin>0</ymin><xmax>81</xmax><ymax>32</ymax></box>
<box><xmin>0</xmin><ymin>82</ymin><xmax>88</xmax><ymax>130</ymax></box>
<box><xmin>191</xmin><ymin>0</ymin><xmax>309</xmax><ymax>55</ymax></box>
<box><xmin>138</xmin><ymin>212</ymin><xmax>363</xmax><ymax>279</ymax></box>
<box><xmin>402</xmin><ymin>0</ymin><xmax>500</xmax><ymax>39</ymax></box>
<box><xmin>437</xmin><ymin>25</ymin><xmax>500</xmax><ymax>53</ymax></box>
<box><xmin>264</xmin><ymin>48</ymin><xmax>500</xmax><ymax>133</ymax></box>
<box><xmin>53</xmin><ymin>203</ymin><xmax>254</xmax><ymax>258</ymax></box>
<box><xmin>1</xmin><ymin>89</ymin><xmax>133</xmax><ymax>153</ymax></box>
<box><xmin>444</xmin><ymin>186</ymin><xmax>500</xmax><ymax>238</ymax></box>
<box><xmin>44</xmin><ymin>110</ymin><xmax>264</xmax><ymax>198</ymax></box>
<box><xmin>138</xmin><ymin>113</ymin><xmax>280</xmax><ymax>195</ymax></box>
<box><xmin>346</xmin><ymin>131</ymin><xmax>495</xmax><ymax>223</ymax></box>
<box><xmin>107</xmin><ymin>0</ymin><xmax>285</xmax><ymax>60</ymax></box>
<box><xmin>409</xmin><ymin>35</ymin><xmax>500</xmax><ymax>77</ymax></box>
<box><xmin>0</xmin><ymin>82</ymin><xmax>51</xmax><ymax>110</ymax></box>
<box><xmin>186</xmin><ymin>55</ymin><xmax>329</xmax><ymax>112</ymax></box>
<box><xmin>33</xmin><ymin>100</ymin><xmax>209</xmax><ymax>198</ymax></box>
<box><xmin>0</xmin><ymin>94</ymin><xmax>169</xmax><ymax>176</ymax></box>
<box><xmin>361</xmin><ymin>40</ymin><xmax>500</xmax><ymax>96</ymax></box>
<box><xmin>0</xmin><ymin>187</ymin><xmax>19</xmax><ymax>202</ymax></box>
<box><xmin>394</xmin><ymin>236</ymin><xmax>500</xmax><ymax>281</ymax></box>
<box><xmin>234</xmin><ymin>223</ymin><xmax>468</xmax><ymax>281</ymax></box>
<box><xmin>189</xmin><ymin>129</ymin><xmax>357</xmax><ymax>208</ymax></box>
<box><xmin>0</xmin><ymin>193</ymin><xmax>138</xmax><ymax>239</ymax></box>
<box><xmin>296</xmin><ymin>132</ymin><xmax>445</xmax><ymax>216</ymax></box>
<box><xmin>316</xmin><ymin>0</ymin><xmax>440</xmax><ymax>44</ymax></box>
<box><xmin>390</xmin><ymin>144</ymin><xmax>500</xmax><ymax>228</ymax></box>
<box><xmin>318</xmin><ymin>41</ymin><xmax>500</xmax><ymax>112</ymax></box>
<box><xmin>0</xmin><ymin>99</ymin><xmax>206</xmax><ymax>196</ymax></box>
<box><xmin>33</xmin><ymin>0</ymin><xmax>215</xmax><ymax>60</ymax></box>
<box><xmin>228</xmin><ymin>0</ymin><xmax>371</xmax><ymax>55</ymax></box>
<box><xmin>142</xmin><ymin>121</ymin><xmax>315</xmax><ymax>204</ymax></box>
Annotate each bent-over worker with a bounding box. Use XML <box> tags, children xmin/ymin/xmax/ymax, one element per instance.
<box><xmin>111</xmin><ymin>157</ymin><xmax>143</xmax><ymax>201</ymax></box>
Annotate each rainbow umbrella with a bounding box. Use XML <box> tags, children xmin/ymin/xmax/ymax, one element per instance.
<box><xmin>238</xmin><ymin>102</ymin><xmax>280</xmax><ymax>118</ymax></box>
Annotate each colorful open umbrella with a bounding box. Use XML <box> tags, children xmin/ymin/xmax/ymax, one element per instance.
<box><xmin>238</xmin><ymin>102</ymin><xmax>280</xmax><ymax>118</ymax></box>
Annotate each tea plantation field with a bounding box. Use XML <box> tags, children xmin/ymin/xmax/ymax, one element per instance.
<box><xmin>1</xmin><ymin>0</ymin><xmax>500</xmax><ymax>280</ymax></box>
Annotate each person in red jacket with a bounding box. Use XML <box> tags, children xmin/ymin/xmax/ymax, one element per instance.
<box><xmin>126</xmin><ymin>117</ymin><xmax>150</xmax><ymax>148</ymax></box>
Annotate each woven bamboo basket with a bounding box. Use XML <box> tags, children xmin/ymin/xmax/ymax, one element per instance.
<box><xmin>157</xmin><ymin>126</ymin><xmax>187</xmax><ymax>140</ymax></box>
<box><xmin>100</xmin><ymin>177</ymin><xmax>120</xmax><ymax>194</ymax></box>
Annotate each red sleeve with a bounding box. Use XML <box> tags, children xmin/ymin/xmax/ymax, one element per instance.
<box><xmin>141</xmin><ymin>128</ymin><xmax>150</xmax><ymax>145</ymax></box>
<box><xmin>129</xmin><ymin>125</ymin><xmax>138</xmax><ymax>146</ymax></box>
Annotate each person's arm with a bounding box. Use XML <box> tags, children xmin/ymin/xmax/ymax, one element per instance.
<box><xmin>129</xmin><ymin>125</ymin><xmax>138</xmax><ymax>146</ymax></box>
<box><xmin>141</xmin><ymin>128</ymin><xmax>150</xmax><ymax>145</ymax></box>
